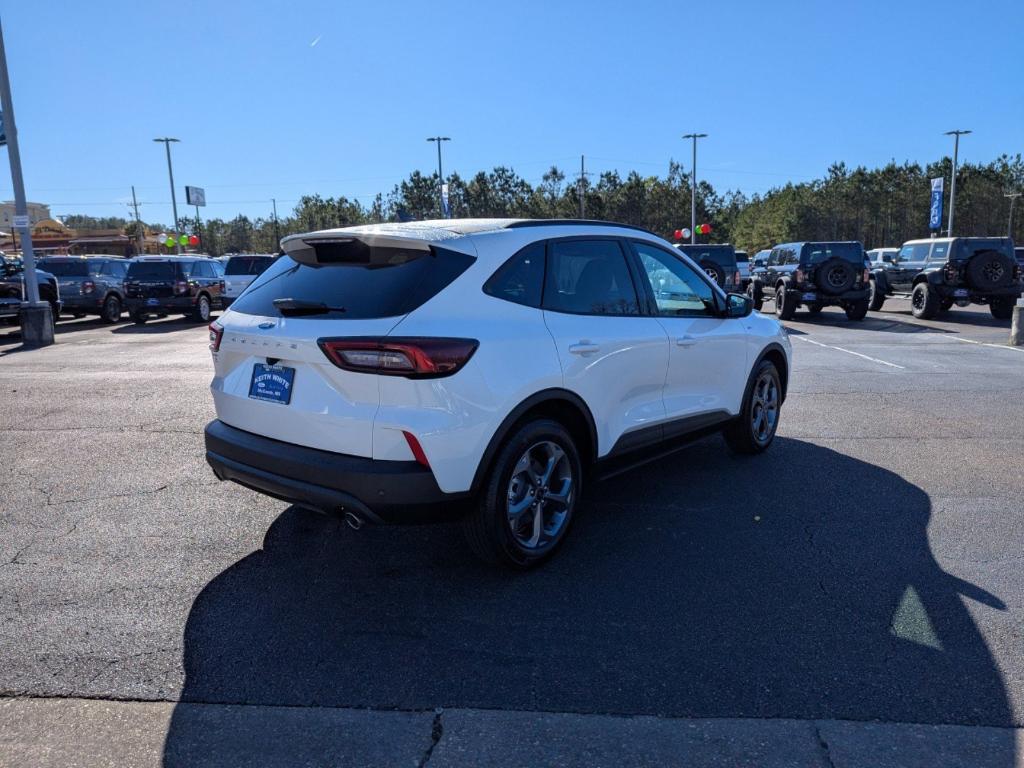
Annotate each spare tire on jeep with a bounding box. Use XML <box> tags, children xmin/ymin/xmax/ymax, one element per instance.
<box><xmin>816</xmin><ymin>257</ymin><xmax>856</xmax><ymax>295</ymax></box>
<box><xmin>965</xmin><ymin>249</ymin><xmax>1015</xmax><ymax>291</ymax></box>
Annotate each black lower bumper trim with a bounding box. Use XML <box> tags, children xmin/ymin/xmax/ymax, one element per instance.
<box><xmin>204</xmin><ymin>420</ymin><xmax>470</xmax><ymax>524</ymax></box>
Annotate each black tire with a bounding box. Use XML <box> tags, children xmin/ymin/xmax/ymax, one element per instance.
<box><xmin>775</xmin><ymin>285</ymin><xmax>796</xmax><ymax>320</ymax></box>
<box><xmin>747</xmin><ymin>281</ymin><xmax>764</xmax><ymax>311</ymax></box>
<box><xmin>131</xmin><ymin>311</ymin><xmax>147</xmax><ymax>324</ymax></box>
<box><xmin>990</xmin><ymin>297</ymin><xmax>1015</xmax><ymax>320</ymax></box>
<box><xmin>806</xmin><ymin>303</ymin><xmax>823</xmax><ymax>316</ymax></box>
<box><xmin>911</xmin><ymin>282</ymin><xmax>939</xmax><ymax>320</ymax></box>
<box><xmin>868</xmin><ymin>278</ymin><xmax>886</xmax><ymax>311</ymax></box>
<box><xmin>101</xmin><ymin>294</ymin><xmax>122</xmax><ymax>324</ymax></box>
<box><xmin>966</xmin><ymin>250</ymin><xmax>1015</xmax><ymax>291</ymax></box>
<box><xmin>724</xmin><ymin>360</ymin><xmax>782</xmax><ymax>455</ymax></box>
<box><xmin>462</xmin><ymin>419</ymin><xmax>582</xmax><ymax>569</ymax></box>
<box><xmin>191</xmin><ymin>294</ymin><xmax>211</xmax><ymax>323</ymax></box>
<box><xmin>700</xmin><ymin>261</ymin><xmax>726</xmax><ymax>288</ymax></box>
<box><xmin>816</xmin><ymin>257</ymin><xmax>856</xmax><ymax>295</ymax></box>
<box><xmin>844</xmin><ymin>298</ymin><xmax>869</xmax><ymax>321</ymax></box>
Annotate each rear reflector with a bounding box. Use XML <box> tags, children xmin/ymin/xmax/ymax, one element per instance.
<box><xmin>403</xmin><ymin>431</ymin><xmax>430</xmax><ymax>468</ymax></box>
<box><xmin>209</xmin><ymin>321</ymin><xmax>223</xmax><ymax>352</ymax></box>
<box><xmin>318</xmin><ymin>337</ymin><xmax>478</xmax><ymax>378</ymax></box>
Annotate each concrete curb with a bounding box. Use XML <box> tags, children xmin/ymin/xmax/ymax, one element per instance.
<box><xmin>0</xmin><ymin>697</ymin><xmax>1019</xmax><ymax>768</ymax></box>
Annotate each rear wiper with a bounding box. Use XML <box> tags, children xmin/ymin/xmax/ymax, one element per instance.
<box><xmin>272</xmin><ymin>298</ymin><xmax>347</xmax><ymax>316</ymax></box>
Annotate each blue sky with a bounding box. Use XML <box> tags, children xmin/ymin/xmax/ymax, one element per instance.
<box><xmin>3</xmin><ymin>0</ymin><xmax>1022</xmax><ymax>225</ymax></box>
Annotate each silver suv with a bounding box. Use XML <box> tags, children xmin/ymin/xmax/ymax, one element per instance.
<box><xmin>38</xmin><ymin>256</ymin><xmax>128</xmax><ymax>323</ymax></box>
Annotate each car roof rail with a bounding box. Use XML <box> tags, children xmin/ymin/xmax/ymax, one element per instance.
<box><xmin>504</xmin><ymin>219</ymin><xmax>657</xmax><ymax>236</ymax></box>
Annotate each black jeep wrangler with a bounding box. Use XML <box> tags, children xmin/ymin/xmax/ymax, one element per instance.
<box><xmin>674</xmin><ymin>243</ymin><xmax>742</xmax><ymax>293</ymax></box>
<box><xmin>748</xmin><ymin>241</ymin><xmax>870</xmax><ymax>321</ymax></box>
<box><xmin>869</xmin><ymin>237</ymin><xmax>1021</xmax><ymax>320</ymax></box>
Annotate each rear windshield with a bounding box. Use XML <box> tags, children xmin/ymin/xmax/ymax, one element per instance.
<box><xmin>735</xmin><ymin>252</ymin><xmax>749</xmax><ymax>263</ymax></box>
<box><xmin>954</xmin><ymin>240</ymin><xmax>1015</xmax><ymax>262</ymax></box>
<box><xmin>676</xmin><ymin>246</ymin><xmax>737</xmax><ymax>268</ymax></box>
<box><xmin>802</xmin><ymin>243</ymin><xmax>864</xmax><ymax>264</ymax></box>
<box><xmin>38</xmin><ymin>260</ymin><xmax>89</xmax><ymax>277</ymax></box>
<box><xmin>126</xmin><ymin>262</ymin><xmax>177</xmax><ymax>280</ymax></box>
<box><xmin>225</xmin><ymin>256</ymin><xmax>274</xmax><ymax>275</ymax></box>
<box><xmin>230</xmin><ymin>246</ymin><xmax>475</xmax><ymax>319</ymax></box>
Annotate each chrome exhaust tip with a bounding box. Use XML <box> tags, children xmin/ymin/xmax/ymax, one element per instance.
<box><xmin>344</xmin><ymin>511</ymin><xmax>364</xmax><ymax>531</ymax></box>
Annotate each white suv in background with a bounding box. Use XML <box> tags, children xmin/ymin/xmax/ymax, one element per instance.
<box><xmin>205</xmin><ymin>220</ymin><xmax>792</xmax><ymax>568</ymax></box>
<box><xmin>221</xmin><ymin>253</ymin><xmax>276</xmax><ymax>308</ymax></box>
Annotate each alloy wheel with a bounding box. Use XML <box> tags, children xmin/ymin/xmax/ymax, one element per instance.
<box><xmin>506</xmin><ymin>440</ymin><xmax>573</xmax><ymax>550</ymax></box>
<box><xmin>750</xmin><ymin>372</ymin><xmax>779</xmax><ymax>444</ymax></box>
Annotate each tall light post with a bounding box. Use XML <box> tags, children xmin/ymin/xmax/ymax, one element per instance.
<box><xmin>682</xmin><ymin>133</ymin><xmax>707</xmax><ymax>244</ymax></box>
<box><xmin>153</xmin><ymin>137</ymin><xmax>181</xmax><ymax>253</ymax></box>
<box><xmin>0</xmin><ymin>17</ymin><xmax>52</xmax><ymax>346</ymax></box>
<box><xmin>1005</xmin><ymin>191</ymin><xmax>1021</xmax><ymax>239</ymax></box>
<box><xmin>426</xmin><ymin>136</ymin><xmax>450</xmax><ymax>218</ymax></box>
<box><xmin>944</xmin><ymin>129</ymin><xmax>970</xmax><ymax>236</ymax></box>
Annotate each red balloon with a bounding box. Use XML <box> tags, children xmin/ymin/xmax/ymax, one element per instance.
<box><xmin>673</xmin><ymin>229</ymin><xmax>683</xmax><ymax>240</ymax></box>
<box><xmin>189</xmin><ymin>235</ymin><xmax>199</xmax><ymax>246</ymax></box>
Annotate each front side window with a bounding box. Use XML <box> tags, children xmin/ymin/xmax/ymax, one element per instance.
<box><xmin>484</xmin><ymin>242</ymin><xmax>544</xmax><ymax>307</ymax></box>
<box><xmin>543</xmin><ymin>239</ymin><xmax>640</xmax><ymax>316</ymax></box>
<box><xmin>632</xmin><ymin>241</ymin><xmax>716</xmax><ymax>317</ymax></box>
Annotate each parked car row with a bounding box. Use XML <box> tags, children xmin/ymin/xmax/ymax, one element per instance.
<box><xmin>745</xmin><ymin>237</ymin><xmax>1021</xmax><ymax>321</ymax></box>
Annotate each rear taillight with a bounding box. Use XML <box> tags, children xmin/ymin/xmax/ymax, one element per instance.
<box><xmin>1014</xmin><ymin>264</ymin><xmax>1021</xmax><ymax>281</ymax></box>
<box><xmin>209</xmin><ymin>321</ymin><xmax>223</xmax><ymax>352</ymax></box>
<box><xmin>219</xmin><ymin>279</ymin><xmax>225</xmax><ymax>292</ymax></box>
<box><xmin>318</xmin><ymin>337</ymin><xmax>478</xmax><ymax>378</ymax></box>
<box><xmin>862</xmin><ymin>268</ymin><xmax>870</xmax><ymax>284</ymax></box>
<box><xmin>943</xmin><ymin>263</ymin><xmax>959</xmax><ymax>283</ymax></box>
<box><xmin>795</xmin><ymin>268</ymin><xmax>805</xmax><ymax>283</ymax></box>
<box><xmin>733</xmin><ymin>270</ymin><xmax>741</xmax><ymax>286</ymax></box>
<box><xmin>175</xmin><ymin>280</ymin><xmax>189</xmax><ymax>295</ymax></box>
<box><xmin>82</xmin><ymin>280</ymin><xmax>95</xmax><ymax>294</ymax></box>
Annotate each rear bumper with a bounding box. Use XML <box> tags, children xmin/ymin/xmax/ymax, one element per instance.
<box><xmin>789</xmin><ymin>286</ymin><xmax>869</xmax><ymax>304</ymax></box>
<box><xmin>126</xmin><ymin>296</ymin><xmax>193</xmax><ymax>314</ymax></box>
<box><xmin>934</xmin><ymin>283</ymin><xmax>1023</xmax><ymax>299</ymax></box>
<box><xmin>61</xmin><ymin>296</ymin><xmax>105</xmax><ymax>311</ymax></box>
<box><xmin>204</xmin><ymin>419</ymin><xmax>471</xmax><ymax>524</ymax></box>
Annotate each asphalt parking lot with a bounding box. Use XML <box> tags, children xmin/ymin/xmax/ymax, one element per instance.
<box><xmin>1</xmin><ymin>299</ymin><xmax>1022</xmax><ymax>766</ymax></box>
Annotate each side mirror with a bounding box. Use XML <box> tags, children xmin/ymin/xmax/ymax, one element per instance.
<box><xmin>726</xmin><ymin>292</ymin><xmax>753</xmax><ymax>318</ymax></box>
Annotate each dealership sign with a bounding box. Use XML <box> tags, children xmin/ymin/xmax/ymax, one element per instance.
<box><xmin>929</xmin><ymin>177</ymin><xmax>944</xmax><ymax>230</ymax></box>
<box><xmin>185</xmin><ymin>186</ymin><xmax>206</xmax><ymax>207</ymax></box>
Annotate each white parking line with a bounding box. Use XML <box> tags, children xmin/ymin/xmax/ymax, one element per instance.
<box><xmin>792</xmin><ymin>335</ymin><xmax>906</xmax><ymax>369</ymax></box>
<box><xmin>941</xmin><ymin>335</ymin><xmax>1024</xmax><ymax>353</ymax></box>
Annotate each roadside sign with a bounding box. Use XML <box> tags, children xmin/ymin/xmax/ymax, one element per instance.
<box><xmin>185</xmin><ymin>186</ymin><xmax>206</xmax><ymax>206</ymax></box>
<box><xmin>12</xmin><ymin>214</ymin><xmax>28</xmax><ymax>228</ymax></box>
<box><xmin>929</xmin><ymin>177</ymin><xmax>944</xmax><ymax>230</ymax></box>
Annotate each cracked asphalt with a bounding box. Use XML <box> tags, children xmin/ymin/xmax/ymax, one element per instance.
<box><xmin>1</xmin><ymin>299</ymin><xmax>1022</xmax><ymax>766</ymax></box>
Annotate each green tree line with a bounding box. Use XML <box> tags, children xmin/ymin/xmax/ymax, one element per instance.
<box><xmin>66</xmin><ymin>154</ymin><xmax>1024</xmax><ymax>255</ymax></box>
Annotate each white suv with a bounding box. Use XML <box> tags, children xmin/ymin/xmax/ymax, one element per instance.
<box><xmin>205</xmin><ymin>219</ymin><xmax>792</xmax><ymax>568</ymax></box>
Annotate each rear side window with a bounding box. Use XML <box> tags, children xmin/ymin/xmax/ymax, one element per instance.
<box><xmin>127</xmin><ymin>262</ymin><xmax>176</xmax><ymax>280</ymax></box>
<box><xmin>929</xmin><ymin>243</ymin><xmax>949</xmax><ymax>262</ymax></box>
<box><xmin>483</xmin><ymin>242</ymin><xmax>544</xmax><ymax>307</ymax></box>
<box><xmin>230</xmin><ymin>246</ymin><xmax>475</xmax><ymax>319</ymax></box>
<box><xmin>543</xmin><ymin>239</ymin><xmax>640</xmax><ymax>316</ymax></box>
<box><xmin>38</xmin><ymin>260</ymin><xmax>88</xmax><ymax>277</ymax></box>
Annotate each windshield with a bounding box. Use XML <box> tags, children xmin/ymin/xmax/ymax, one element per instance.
<box><xmin>126</xmin><ymin>262</ymin><xmax>176</xmax><ymax>280</ymax></box>
<box><xmin>230</xmin><ymin>246</ymin><xmax>474</xmax><ymax>319</ymax></box>
<box><xmin>802</xmin><ymin>243</ymin><xmax>864</xmax><ymax>264</ymax></box>
<box><xmin>38</xmin><ymin>260</ymin><xmax>90</xmax><ymax>277</ymax></box>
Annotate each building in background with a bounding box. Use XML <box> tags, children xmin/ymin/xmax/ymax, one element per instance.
<box><xmin>0</xmin><ymin>200</ymin><xmax>51</xmax><ymax>228</ymax></box>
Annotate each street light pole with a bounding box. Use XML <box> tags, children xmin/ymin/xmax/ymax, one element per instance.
<box><xmin>1005</xmin><ymin>192</ymin><xmax>1021</xmax><ymax>239</ymax></box>
<box><xmin>426</xmin><ymin>136</ymin><xmax>450</xmax><ymax>218</ymax></box>
<box><xmin>153</xmin><ymin>137</ymin><xmax>181</xmax><ymax>253</ymax></box>
<box><xmin>682</xmin><ymin>133</ymin><xmax>707</xmax><ymax>244</ymax></box>
<box><xmin>944</xmin><ymin>129</ymin><xmax>971</xmax><ymax>237</ymax></box>
<box><xmin>0</xmin><ymin>17</ymin><xmax>52</xmax><ymax>346</ymax></box>
<box><xmin>272</xmin><ymin>198</ymin><xmax>280</xmax><ymax>249</ymax></box>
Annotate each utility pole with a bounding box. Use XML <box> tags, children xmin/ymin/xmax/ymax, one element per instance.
<box><xmin>129</xmin><ymin>185</ymin><xmax>144</xmax><ymax>255</ymax></box>
<box><xmin>576</xmin><ymin>155</ymin><xmax>593</xmax><ymax>219</ymax></box>
<box><xmin>1005</xmin><ymin>191</ymin><xmax>1021</xmax><ymax>239</ymax></box>
<box><xmin>682</xmin><ymin>133</ymin><xmax>708</xmax><ymax>244</ymax></box>
<box><xmin>153</xmin><ymin>137</ymin><xmax>181</xmax><ymax>253</ymax></box>
<box><xmin>194</xmin><ymin>205</ymin><xmax>202</xmax><ymax>251</ymax></box>
<box><xmin>944</xmin><ymin>129</ymin><xmax>970</xmax><ymax>236</ymax></box>
<box><xmin>271</xmin><ymin>198</ymin><xmax>280</xmax><ymax>249</ymax></box>
<box><xmin>426</xmin><ymin>136</ymin><xmax>450</xmax><ymax>218</ymax></box>
<box><xmin>0</xmin><ymin>17</ymin><xmax>52</xmax><ymax>346</ymax></box>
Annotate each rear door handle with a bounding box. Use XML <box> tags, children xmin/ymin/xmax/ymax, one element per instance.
<box><xmin>568</xmin><ymin>343</ymin><xmax>600</xmax><ymax>355</ymax></box>
<box><xmin>676</xmin><ymin>335</ymin><xmax>697</xmax><ymax>347</ymax></box>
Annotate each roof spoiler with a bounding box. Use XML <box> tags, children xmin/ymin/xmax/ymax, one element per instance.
<box><xmin>281</xmin><ymin>232</ymin><xmax>432</xmax><ymax>266</ymax></box>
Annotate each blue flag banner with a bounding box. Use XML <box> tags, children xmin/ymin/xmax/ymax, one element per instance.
<box><xmin>929</xmin><ymin>177</ymin><xmax>944</xmax><ymax>230</ymax></box>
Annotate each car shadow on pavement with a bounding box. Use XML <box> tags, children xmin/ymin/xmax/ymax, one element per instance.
<box><xmin>163</xmin><ymin>436</ymin><xmax>1015</xmax><ymax>766</ymax></box>
<box><xmin>112</xmin><ymin>318</ymin><xmax>212</xmax><ymax>335</ymax></box>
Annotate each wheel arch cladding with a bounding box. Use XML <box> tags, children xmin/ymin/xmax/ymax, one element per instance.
<box><xmin>470</xmin><ymin>389</ymin><xmax>598</xmax><ymax>494</ymax></box>
<box><xmin>758</xmin><ymin>344</ymin><xmax>789</xmax><ymax>403</ymax></box>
